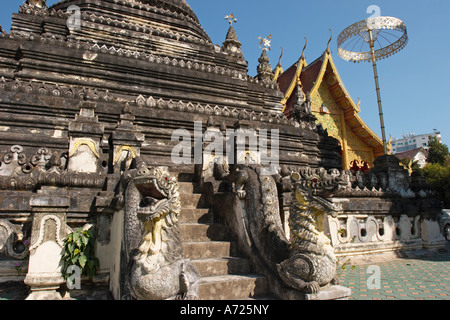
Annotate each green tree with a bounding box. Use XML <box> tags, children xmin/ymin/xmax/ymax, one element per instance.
<box><xmin>422</xmin><ymin>163</ymin><xmax>450</xmax><ymax>208</ymax></box>
<box><xmin>427</xmin><ymin>136</ymin><xmax>449</xmax><ymax>165</ymax></box>
<box><xmin>422</xmin><ymin>138</ymin><xmax>450</xmax><ymax>207</ymax></box>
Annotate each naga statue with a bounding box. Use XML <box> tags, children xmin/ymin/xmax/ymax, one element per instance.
<box><xmin>277</xmin><ymin>168</ymin><xmax>346</xmax><ymax>294</ymax></box>
<box><xmin>121</xmin><ymin>160</ymin><xmax>199</xmax><ymax>300</ymax></box>
<box><xmin>225</xmin><ymin>164</ymin><xmax>349</xmax><ymax>295</ymax></box>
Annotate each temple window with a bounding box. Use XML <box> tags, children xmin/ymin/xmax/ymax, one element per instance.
<box><xmin>319</xmin><ymin>104</ymin><xmax>329</xmax><ymax>113</ymax></box>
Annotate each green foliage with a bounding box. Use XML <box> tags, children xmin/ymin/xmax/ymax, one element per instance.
<box><xmin>335</xmin><ymin>229</ymin><xmax>357</xmax><ymax>278</ymax></box>
<box><xmin>61</xmin><ymin>228</ymin><xmax>99</xmax><ymax>280</ymax></box>
<box><xmin>422</xmin><ymin>162</ymin><xmax>450</xmax><ymax>208</ymax></box>
<box><xmin>427</xmin><ymin>136</ymin><xmax>449</xmax><ymax>165</ymax></box>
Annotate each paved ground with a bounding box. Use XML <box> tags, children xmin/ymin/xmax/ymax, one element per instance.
<box><xmin>338</xmin><ymin>243</ymin><xmax>450</xmax><ymax>300</ymax></box>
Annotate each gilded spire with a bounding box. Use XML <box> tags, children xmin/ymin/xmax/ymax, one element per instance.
<box><xmin>272</xmin><ymin>47</ymin><xmax>284</xmax><ymax>81</ymax></box>
<box><xmin>301</xmin><ymin>37</ymin><xmax>308</xmax><ymax>60</ymax></box>
<box><xmin>277</xmin><ymin>47</ymin><xmax>283</xmax><ymax>68</ymax></box>
<box><xmin>281</xmin><ymin>37</ymin><xmax>308</xmax><ymax>110</ymax></box>
<box><xmin>326</xmin><ymin>29</ymin><xmax>333</xmax><ymax>54</ymax></box>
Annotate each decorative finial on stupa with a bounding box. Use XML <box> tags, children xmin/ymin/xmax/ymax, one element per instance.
<box><xmin>222</xmin><ymin>14</ymin><xmax>243</xmax><ymax>57</ymax></box>
<box><xmin>256</xmin><ymin>35</ymin><xmax>274</xmax><ymax>82</ymax></box>
<box><xmin>258</xmin><ymin>35</ymin><xmax>272</xmax><ymax>52</ymax></box>
<box><xmin>224</xmin><ymin>14</ymin><xmax>237</xmax><ymax>25</ymax></box>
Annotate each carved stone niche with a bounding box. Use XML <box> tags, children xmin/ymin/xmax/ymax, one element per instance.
<box><xmin>111</xmin><ymin>104</ymin><xmax>145</xmax><ymax>173</ymax></box>
<box><xmin>68</xmin><ymin>102</ymin><xmax>105</xmax><ymax>174</ymax></box>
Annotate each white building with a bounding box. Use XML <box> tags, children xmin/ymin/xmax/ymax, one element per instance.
<box><xmin>395</xmin><ymin>148</ymin><xmax>428</xmax><ymax>169</ymax></box>
<box><xmin>391</xmin><ymin>131</ymin><xmax>442</xmax><ymax>154</ymax></box>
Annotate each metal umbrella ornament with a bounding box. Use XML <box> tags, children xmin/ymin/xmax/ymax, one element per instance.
<box><xmin>337</xmin><ymin>16</ymin><xmax>408</xmax><ymax>154</ymax></box>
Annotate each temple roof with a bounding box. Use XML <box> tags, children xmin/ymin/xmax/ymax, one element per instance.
<box><xmin>277</xmin><ymin>48</ymin><xmax>385</xmax><ymax>158</ymax></box>
<box><xmin>395</xmin><ymin>147</ymin><xmax>428</xmax><ymax>161</ymax></box>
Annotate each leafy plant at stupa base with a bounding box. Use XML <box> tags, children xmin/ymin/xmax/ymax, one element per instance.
<box><xmin>61</xmin><ymin>228</ymin><xmax>99</xmax><ymax>280</ymax></box>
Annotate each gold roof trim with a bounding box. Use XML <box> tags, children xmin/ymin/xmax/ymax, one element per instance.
<box><xmin>322</xmin><ymin>52</ymin><xmax>384</xmax><ymax>156</ymax></box>
<box><xmin>281</xmin><ymin>38</ymin><xmax>308</xmax><ymax>112</ymax></box>
<box><xmin>272</xmin><ymin>47</ymin><xmax>284</xmax><ymax>82</ymax></box>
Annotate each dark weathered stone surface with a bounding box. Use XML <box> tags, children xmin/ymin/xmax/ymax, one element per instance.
<box><xmin>0</xmin><ymin>0</ymin><xmax>443</xmax><ymax>301</ymax></box>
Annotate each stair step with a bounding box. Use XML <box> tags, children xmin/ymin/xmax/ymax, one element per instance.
<box><xmin>191</xmin><ymin>257</ymin><xmax>250</xmax><ymax>277</ymax></box>
<box><xmin>198</xmin><ymin>274</ymin><xmax>268</xmax><ymax>300</ymax></box>
<box><xmin>183</xmin><ymin>241</ymin><xmax>234</xmax><ymax>260</ymax></box>
<box><xmin>178</xmin><ymin>173</ymin><xmax>195</xmax><ymax>182</ymax></box>
<box><xmin>180</xmin><ymin>193</ymin><xmax>206</xmax><ymax>208</ymax></box>
<box><xmin>179</xmin><ymin>208</ymin><xmax>213</xmax><ymax>223</ymax></box>
<box><xmin>180</xmin><ymin>223</ymin><xmax>227</xmax><ymax>242</ymax></box>
<box><xmin>178</xmin><ymin>182</ymin><xmax>197</xmax><ymax>194</ymax></box>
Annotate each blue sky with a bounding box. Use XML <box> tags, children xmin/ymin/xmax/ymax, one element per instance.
<box><xmin>1</xmin><ymin>0</ymin><xmax>449</xmax><ymax>146</ymax></box>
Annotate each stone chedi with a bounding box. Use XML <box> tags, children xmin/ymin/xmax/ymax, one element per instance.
<box><xmin>0</xmin><ymin>0</ymin><xmax>445</xmax><ymax>300</ymax></box>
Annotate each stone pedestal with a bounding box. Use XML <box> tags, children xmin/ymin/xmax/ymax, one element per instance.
<box><xmin>305</xmin><ymin>285</ymin><xmax>352</xmax><ymax>300</ymax></box>
<box><xmin>371</xmin><ymin>154</ymin><xmax>410</xmax><ymax>192</ymax></box>
<box><xmin>24</xmin><ymin>194</ymin><xmax>70</xmax><ymax>300</ymax></box>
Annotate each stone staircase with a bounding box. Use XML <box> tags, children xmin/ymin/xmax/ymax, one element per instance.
<box><xmin>177</xmin><ymin>174</ymin><xmax>270</xmax><ymax>300</ymax></box>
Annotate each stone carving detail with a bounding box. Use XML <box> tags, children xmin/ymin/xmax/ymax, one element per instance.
<box><xmin>277</xmin><ymin>169</ymin><xmax>341</xmax><ymax>294</ymax></box>
<box><xmin>277</xmin><ymin>162</ymin><xmax>434</xmax><ymax>199</ymax></box>
<box><xmin>19</xmin><ymin>1</ymin><xmax>48</xmax><ymax>15</ymax></box>
<box><xmin>0</xmin><ymin>77</ymin><xmax>281</xmax><ymax>122</ymax></box>
<box><xmin>0</xmin><ymin>145</ymin><xmax>39</xmax><ymax>191</ymax></box>
<box><xmin>27</xmin><ymin>0</ymin><xmax>46</xmax><ymax>8</ymax></box>
<box><xmin>225</xmin><ymin>165</ymin><xmax>350</xmax><ymax>295</ymax></box>
<box><xmin>256</xmin><ymin>50</ymin><xmax>274</xmax><ymax>83</ymax></box>
<box><xmin>290</xmin><ymin>89</ymin><xmax>319</xmax><ymax>132</ymax></box>
<box><xmin>28</xmin><ymin>215</ymin><xmax>64</xmax><ymax>252</ymax></box>
<box><xmin>0</xmin><ymin>146</ymin><xmax>104</xmax><ymax>191</ymax></box>
<box><xmin>122</xmin><ymin>161</ymin><xmax>199</xmax><ymax>300</ymax></box>
<box><xmin>0</xmin><ymin>78</ymin><xmax>115</xmax><ymax>102</ymax></box>
<box><xmin>0</xmin><ymin>219</ymin><xmax>29</xmax><ymax>260</ymax></box>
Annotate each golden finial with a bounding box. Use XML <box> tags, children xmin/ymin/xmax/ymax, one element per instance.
<box><xmin>355</xmin><ymin>97</ymin><xmax>361</xmax><ymax>112</ymax></box>
<box><xmin>272</xmin><ymin>47</ymin><xmax>284</xmax><ymax>82</ymax></box>
<box><xmin>387</xmin><ymin>135</ymin><xmax>393</xmax><ymax>155</ymax></box>
<box><xmin>327</xmin><ymin>28</ymin><xmax>333</xmax><ymax>54</ymax></box>
<box><xmin>301</xmin><ymin>37</ymin><xmax>308</xmax><ymax>60</ymax></box>
<box><xmin>258</xmin><ymin>34</ymin><xmax>272</xmax><ymax>51</ymax></box>
<box><xmin>224</xmin><ymin>14</ymin><xmax>237</xmax><ymax>25</ymax></box>
<box><xmin>277</xmin><ymin>47</ymin><xmax>283</xmax><ymax>67</ymax></box>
